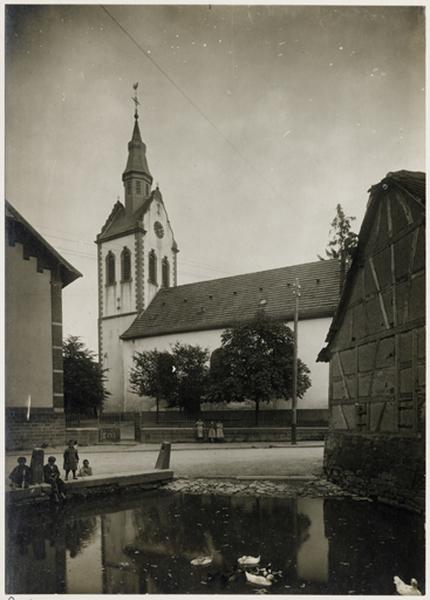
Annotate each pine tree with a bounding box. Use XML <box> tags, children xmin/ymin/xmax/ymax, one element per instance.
<box><xmin>319</xmin><ymin>204</ymin><xmax>358</xmax><ymax>292</ymax></box>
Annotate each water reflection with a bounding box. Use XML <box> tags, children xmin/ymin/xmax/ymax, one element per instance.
<box><xmin>6</xmin><ymin>491</ymin><xmax>425</xmax><ymax>595</ymax></box>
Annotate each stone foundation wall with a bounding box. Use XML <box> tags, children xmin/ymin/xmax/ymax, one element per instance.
<box><xmin>127</xmin><ymin>408</ymin><xmax>328</xmax><ymax>428</ymax></box>
<box><xmin>324</xmin><ymin>431</ymin><xmax>425</xmax><ymax>512</ymax></box>
<box><xmin>138</xmin><ymin>426</ymin><xmax>327</xmax><ymax>444</ymax></box>
<box><xmin>6</xmin><ymin>409</ymin><xmax>66</xmax><ymax>451</ymax></box>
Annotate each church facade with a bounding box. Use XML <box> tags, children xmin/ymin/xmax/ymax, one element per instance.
<box><xmin>97</xmin><ymin>107</ymin><xmax>340</xmax><ymax>420</ymax></box>
<box><xmin>96</xmin><ymin>109</ymin><xmax>178</xmax><ymax>409</ymax></box>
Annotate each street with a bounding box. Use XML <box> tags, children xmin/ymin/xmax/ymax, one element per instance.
<box><xmin>6</xmin><ymin>443</ymin><xmax>324</xmax><ymax>481</ymax></box>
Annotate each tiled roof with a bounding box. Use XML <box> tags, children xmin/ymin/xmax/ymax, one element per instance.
<box><xmin>5</xmin><ymin>201</ymin><xmax>82</xmax><ymax>287</ymax></box>
<box><xmin>121</xmin><ymin>259</ymin><xmax>340</xmax><ymax>340</ymax></box>
<box><xmin>97</xmin><ymin>197</ymin><xmax>151</xmax><ymax>242</ymax></box>
<box><xmin>319</xmin><ymin>170</ymin><xmax>425</xmax><ymax>359</ymax></box>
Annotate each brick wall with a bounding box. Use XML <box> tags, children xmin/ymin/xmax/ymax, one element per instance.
<box><xmin>6</xmin><ymin>409</ymin><xmax>66</xmax><ymax>451</ymax></box>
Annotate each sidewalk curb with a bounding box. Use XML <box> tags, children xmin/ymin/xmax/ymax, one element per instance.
<box><xmin>6</xmin><ymin>442</ymin><xmax>324</xmax><ymax>456</ymax></box>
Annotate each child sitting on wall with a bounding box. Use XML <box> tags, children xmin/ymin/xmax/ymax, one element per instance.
<box><xmin>43</xmin><ymin>456</ymin><xmax>66</xmax><ymax>502</ymax></box>
<box><xmin>79</xmin><ymin>459</ymin><xmax>93</xmax><ymax>477</ymax></box>
<box><xmin>9</xmin><ymin>456</ymin><xmax>32</xmax><ymax>488</ymax></box>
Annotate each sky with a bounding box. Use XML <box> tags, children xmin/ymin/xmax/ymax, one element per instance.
<box><xmin>5</xmin><ymin>3</ymin><xmax>425</xmax><ymax>353</ymax></box>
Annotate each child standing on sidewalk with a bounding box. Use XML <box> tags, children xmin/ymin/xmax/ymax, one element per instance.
<box><xmin>63</xmin><ymin>439</ymin><xmax>79</xmax><ymax>480</ymax></box>
<box><xmin>215</xmin><ymin>421</ymin><xmax>224</xmax><ymax>442</ymax></box>
<box><xmin>208</xmin><ymin>421</ymin><xmax>216</xmax><ymax>442</ymax></box>
<box><xmin>195</xmin><ymin>419</ymin><xmax>205</xmax><ymax>442</ymax></box>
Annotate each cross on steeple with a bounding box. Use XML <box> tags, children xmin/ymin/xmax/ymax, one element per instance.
<box><xmin>131</xmin><ymin>82</ymin><xmax>140</xmax><ymax>119</ymax></box>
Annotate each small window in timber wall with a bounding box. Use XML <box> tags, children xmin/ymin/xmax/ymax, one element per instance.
<box><xmin>136</xmin><ymin>180</ymin><xmax>141</xmax><ymax>195</ymax></box>
<box><xmin>106</xmin><ymin>251</ymin><xmax>116</xmax><ymax>286</ymax></box>
<box><xmin>162</xmin><ymin>257</ymin><xmax>170</xmax><ymax>288</ymax></box>
<box><xmin>121</xmin><ymin>247</ymin><xmax>131</xmax><ymax>282</ymax></box>
<box><xmin>148</xmin><ymin>249</ymin><xmax>157</xmax><ymax>284</ymax></box>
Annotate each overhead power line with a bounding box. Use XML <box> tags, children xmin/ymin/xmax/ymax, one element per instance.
<box><xmin>99</xmin><ymin>5</ymin><xmax>282</xmax><ymax>199</ymax></box>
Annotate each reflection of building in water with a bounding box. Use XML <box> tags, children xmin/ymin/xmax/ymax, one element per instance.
<box><xmin>6</xmin><ymin>512</ymin><xmax>66</xmax><ymax>594</ymax></box>
<box><xmin>9</xmin><ymin>494</ymin><xmax>424</xmax><ymax>595</ymax></box>
<box><xmin>102</xmin><ymin>509</ymin><xmax>140</xmax><ymax>593</ymax></box>
<box><xmin>297</xmin><ymin>498</ymin><xmax>328</xmax><ymax>583</ymax></box>
<box><xmin>66</xmin><ymin>516</ymin><xmax>103</xmax><ymax>594</ymax></box>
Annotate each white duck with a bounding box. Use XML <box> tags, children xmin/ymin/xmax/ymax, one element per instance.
<box><xmin>238</xmin><ymin>555</ymin><xmax>261</xmax><ymax>566</ymax></box>
<box><xmin>190</xmin><ymin>555</ymin><xmax>213</xmax><ymax>566</ymax></box>
<box><xmin>393</xmin><ymin>576</ymin><xmax>422</xmax><ymax>596</ymax></box>
<box><xmin>245</xmin><ymin>571</ymin><xmax>274</xmax><ymax>587</ymax></box>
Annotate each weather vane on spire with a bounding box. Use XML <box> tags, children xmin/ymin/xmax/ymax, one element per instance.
<box><xmin>131</xmin><ymin>82</ymin><xmax>140</xmax><ymax>119</ymax></box>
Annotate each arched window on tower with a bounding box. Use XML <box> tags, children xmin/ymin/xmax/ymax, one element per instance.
<box><xmin>148</xmin><ymin>249</ymin><xmax>157</xmax><ymax>285</ymax></box>
<box><xmin>121</xmin><ymin>247</ymin><xmax>131</xmax><ymax>282</ymax></box>
<box><xmin>162</xmin><ymin>257</ymin><xmax>170</xmax><ymax>288</ymax></box>
<box><xmin>106</xmin><ymin>251</ymin><xmax>116</xmax><ymax>286</ymax></box>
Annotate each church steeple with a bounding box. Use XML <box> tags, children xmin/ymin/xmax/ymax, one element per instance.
<box><xmin>122</xmin><ymin>83</ymin><xmax>153</xmax><ymax>214</ymax></box>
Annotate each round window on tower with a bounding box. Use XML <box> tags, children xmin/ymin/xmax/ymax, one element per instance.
<box><xmin>154</xmin><ymin>221</ymin><xmax>164</xmax><ymax>239</ymax></box>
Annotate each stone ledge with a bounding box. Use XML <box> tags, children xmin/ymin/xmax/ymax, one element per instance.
<box><xmin>6</xmin><ymin>470</ymin><xmax>174</xmax><ymax>507</ymax></box>
<box><xmin>65</xmin><ymin>470</ymin><xmax>173</xmax><ymax>489</ymax></box>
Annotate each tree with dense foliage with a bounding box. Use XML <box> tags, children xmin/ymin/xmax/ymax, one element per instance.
<box><xmin>208</xmin><ymin>312</ymin><xmax>311</xmax><ymax>424</ymax></box>
<box><xmin>129</xmin><ymin>343</ymin><xmax>209</xmax><ymax>415</ymax></box>
<box><xmin>129</xmin><ymin>350</ymin><xmax>176</xmax><ymax>422</ymax></box>
<box><xmin>63</xmin><ymin>336</ymin><xmax>109</xmax><ymax>418</ymax></box>
<box><xmin>319</xmin><ymin>203</ymin><xmax>358</xmax><ymax>291</ymax></box>
<box><xmin>171</xmin><ymin>342</ymin><xmax>209</xmax><ymax>414</ymax></box>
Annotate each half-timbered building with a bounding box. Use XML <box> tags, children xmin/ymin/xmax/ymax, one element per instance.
<box><xmin>319</xmin><ymin>170</ymin><xmax>425</xmax><ymax>511</ymax></box>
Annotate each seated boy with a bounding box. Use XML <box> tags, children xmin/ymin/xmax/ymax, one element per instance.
<box><xmin>9</xmin><ymin>456</ymin><xmax>32</xmax><ymax>488</ymax></box>
<box><xmin>43</xmin><ymin>456</ymin><xmax>66</xmax><ymax>502</ymax></box>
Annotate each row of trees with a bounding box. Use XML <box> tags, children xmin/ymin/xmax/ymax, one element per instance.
<box><xmin>129</xmin><ymin>312</ymin><xmax>311</xmax><ymax>423</ymax></box>
<box><xmin>62</xmin><ymin>313</ymin><xmax>311</xmax><ymax>423</ymax></box>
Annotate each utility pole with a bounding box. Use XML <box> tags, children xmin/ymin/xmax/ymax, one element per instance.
<box><xmin>291</xmin><ymin>278</ymin><xmax>301</xmax><ymax>445</ymax></box>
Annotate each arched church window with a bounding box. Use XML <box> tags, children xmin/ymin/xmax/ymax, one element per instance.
<box><xmin>106</xmin><ymin>251</ymin><xmax>116</xmax><ymax>286</ymax></box>
<box><xmin>121</xmin><ymin>247</ymin><xmax>131</xmax><ymax>282</ymax></box>
<box><xmin>162</xmin><ymin>257</ymin><xmax>170</xmax><ymax>288</ymax></box>
<box><xmin>148</xmin><ymin>249</ymin><xmax>157</xmax><ymax>285</ymax></box>
<box><xmin>126</xmin><ymin>180</ymin><xmax>132</xmax><ymax>194</ymax></box>
<box><xmin>136</xmin><ymin>180</ymin><xmax>141</xmax><ymax>195</ymax></box>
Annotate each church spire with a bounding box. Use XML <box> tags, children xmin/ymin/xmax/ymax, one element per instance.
<box><xmin>122</xmin><ymin>83</ymin><xmax>153</xmax><ymax>214</ymax></box>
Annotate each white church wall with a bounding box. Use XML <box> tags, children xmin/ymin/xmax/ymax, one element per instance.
<box><xmin>122</xmin><ymin>317</ymin><xmax>331</xmax><ymax>411</ymax></box>
<box><xmin>100</xmin><ymin>234</ymin><xmax>136</xmax><ymax>317</ymax></box>
<box><xmin>101</xmin><ymin>314</ymin><xmax>135</xmax><ymax>412</ymax></box>
<box><xmin>284</xmin><ymin>317</ymin><xmax>331</xmax><ymax>409</ymax></box>
<box><xmin>143</xmin><ymin>198</ymin><xmax>176</xmax><ymax>307</ymax></box>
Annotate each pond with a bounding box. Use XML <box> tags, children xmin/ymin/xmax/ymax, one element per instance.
<box><xmin>6</xmin><ymin>490</ymin><xmax>425</xmax><ymax>595</ymax></box>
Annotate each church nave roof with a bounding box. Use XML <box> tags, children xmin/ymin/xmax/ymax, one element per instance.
<box><xmin>121</xmin><ymin>259</ymin><xmax>340</xmax><ymax>340</ymax></box>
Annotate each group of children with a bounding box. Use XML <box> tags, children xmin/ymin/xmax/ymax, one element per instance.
<box><xmin>9</xmin><ymin>439</ymin><xmax>94</xmax><ymax>502</ymax></box>
<box><xmin>195</xmin><ymin>419</ymin><xmax>224</xmax><ymax>442</ymax></box>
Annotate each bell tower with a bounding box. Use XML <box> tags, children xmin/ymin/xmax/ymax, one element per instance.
<box><xmin>96</xmin><ymin>84</ymin><xmax>179</xmax><ymax>412</ymax></box>
<box><xmin>122</xmin><ymin>83</ymin><xmax>153</xmax><ymax>213</ymax></box>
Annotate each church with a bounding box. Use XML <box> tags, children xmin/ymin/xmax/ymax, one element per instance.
<box><xmin>97</xmin><ymin>99</ymin><xmax>340</xmax><ymax>424</ymax></box>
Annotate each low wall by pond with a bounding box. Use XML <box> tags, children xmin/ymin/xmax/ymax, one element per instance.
<box><xmin>6</xmin><ymin>469</ymin><xmax>174</xmax><ymax>508</ymax></box>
